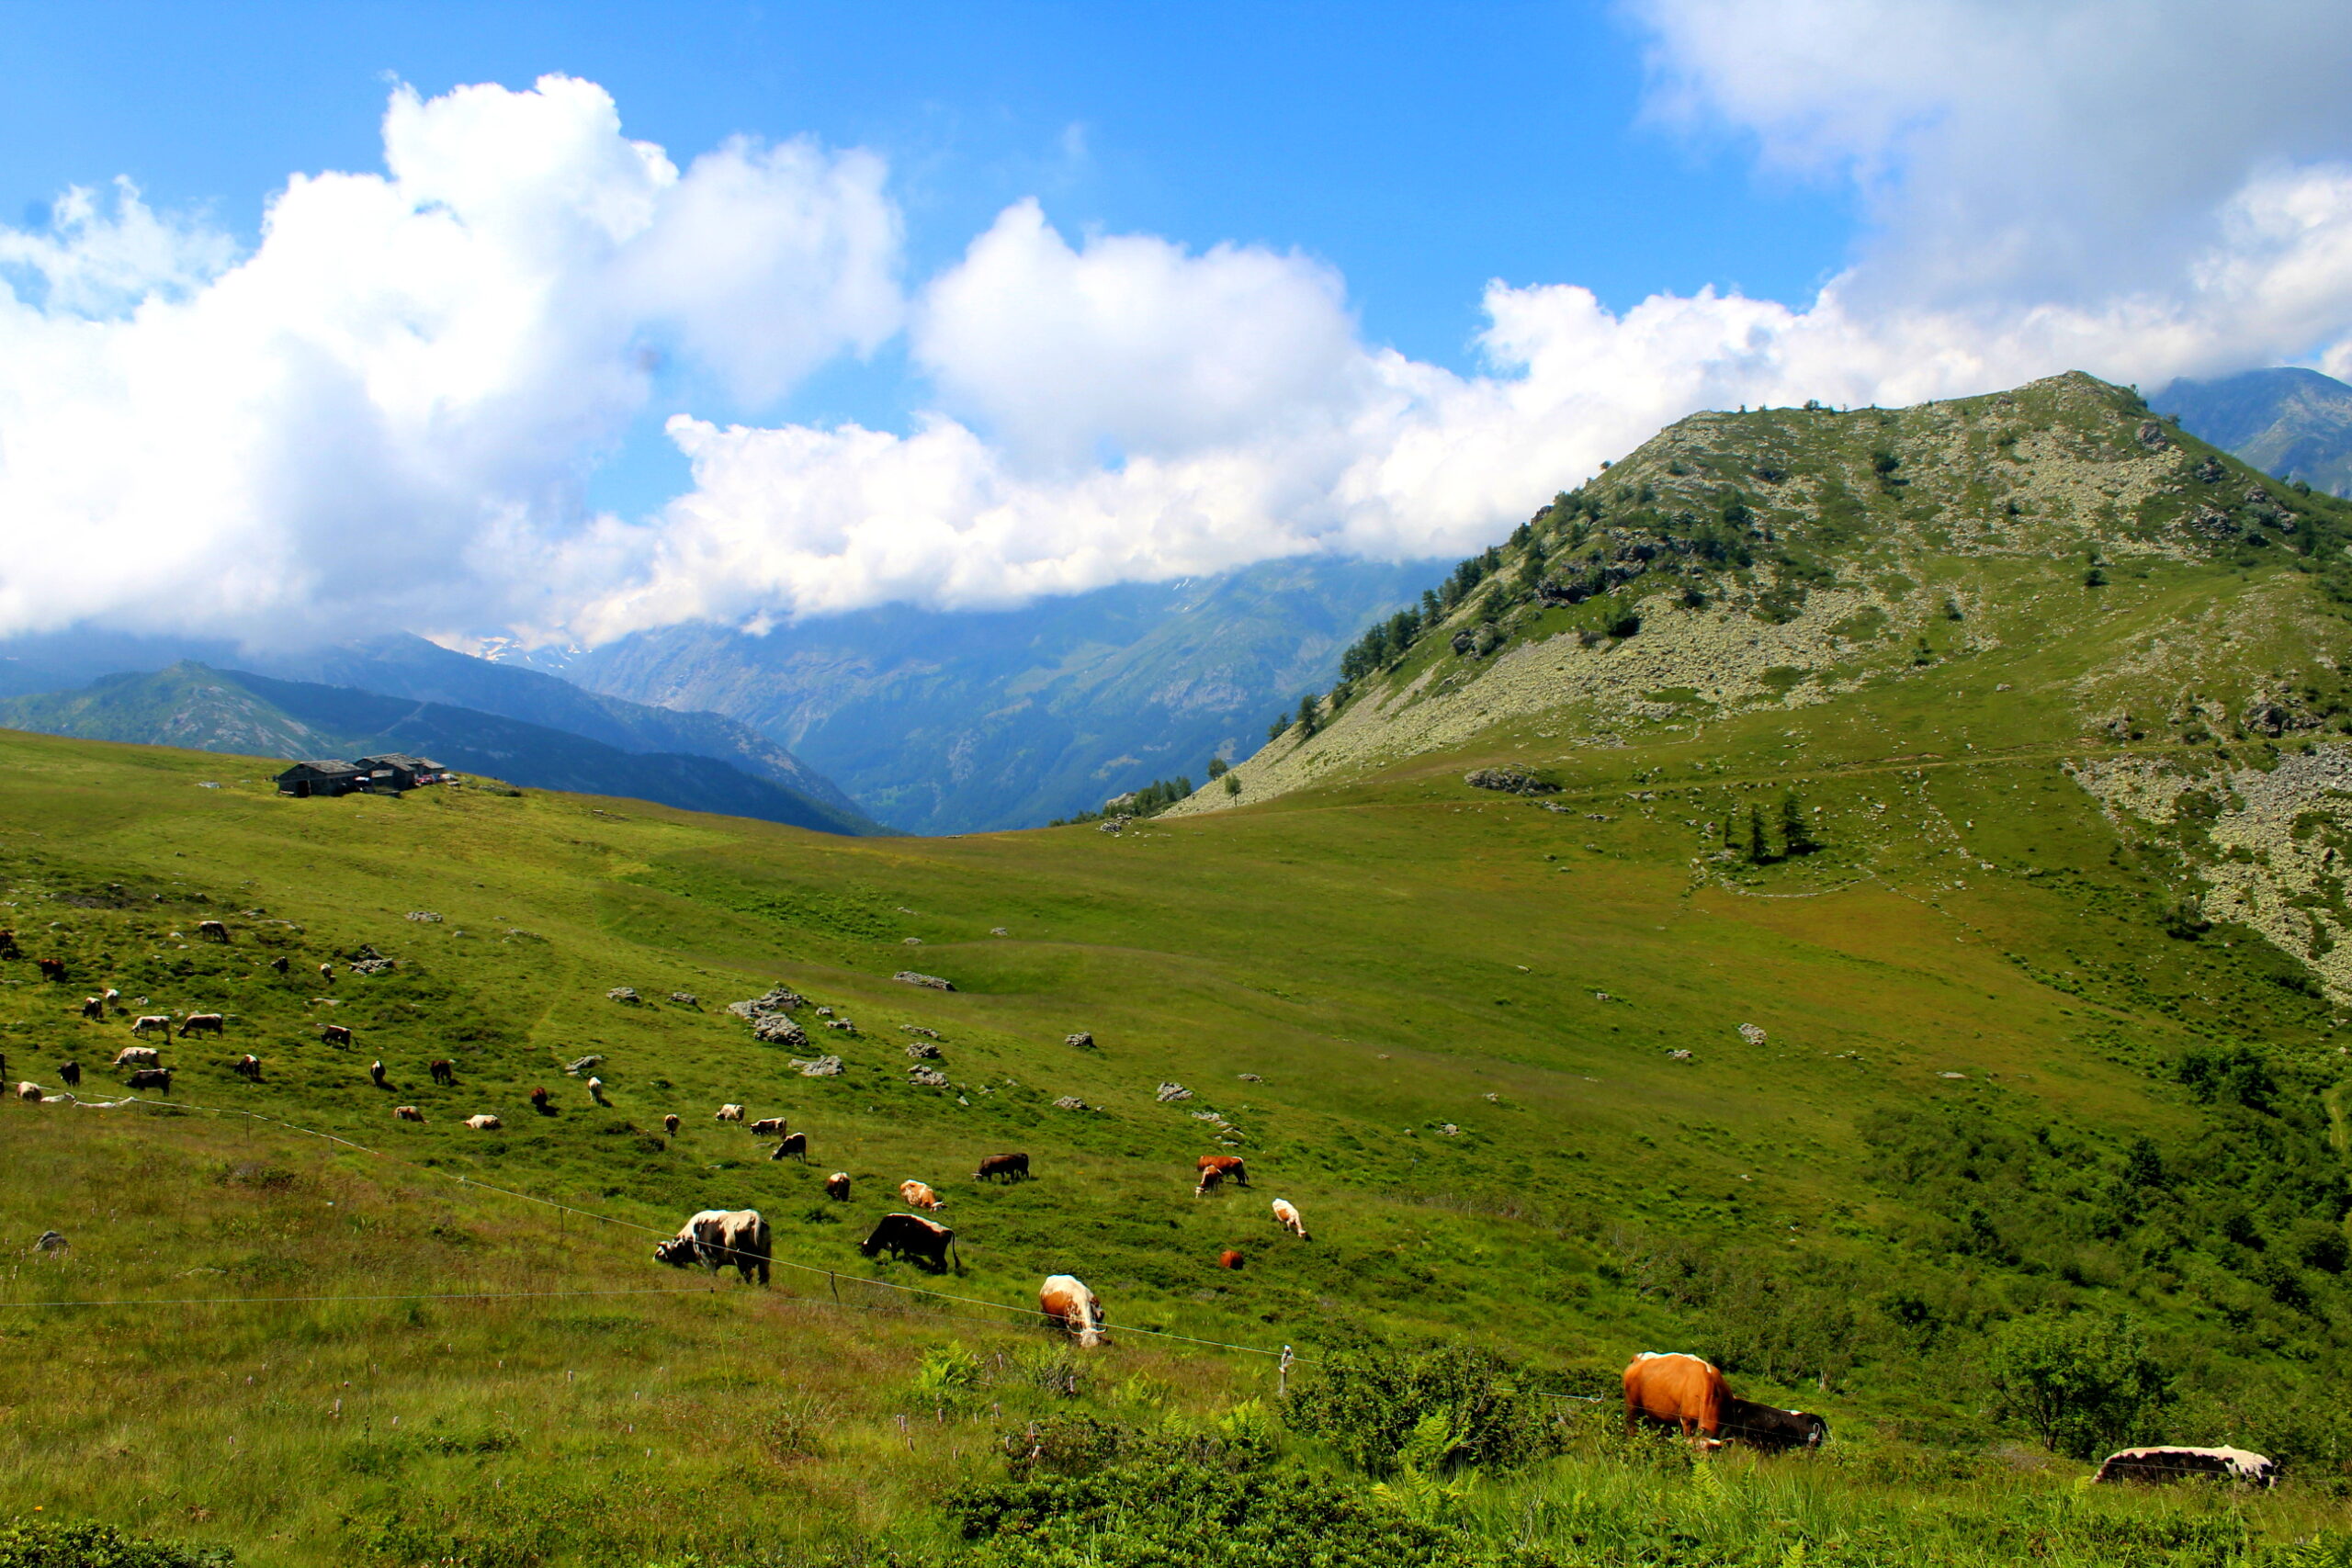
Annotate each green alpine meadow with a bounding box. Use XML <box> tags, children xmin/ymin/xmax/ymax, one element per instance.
<box><xmin>14</xmin><ymin>374</ymin><xmax>2352</xmax><ymax>1564</ymax></box>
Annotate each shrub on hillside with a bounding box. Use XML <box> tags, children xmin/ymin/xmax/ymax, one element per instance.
<box><xmin>1282</xmin><ymin>1337</ymin><xmax>1552</xmax><ymax>1477</ymax></box>
<box><xmin>1987</xmin><ymin>1312</ymin><xmax>2174</xmax><ymax>1460</ymax></box>
<box><xmin>0</xmin><ymin>1519</ymin><xmax>232</xmax><ymax>1568</ymax></box>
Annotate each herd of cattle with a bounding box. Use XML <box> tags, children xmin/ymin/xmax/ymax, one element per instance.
<box><xmin>2</xmin><ymin>934</ymin><xmax>2284</xmax><ymax>1486</ymax></box>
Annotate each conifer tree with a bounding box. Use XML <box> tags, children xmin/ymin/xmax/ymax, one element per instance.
<box><xmin>1747</xmin><ymin>806</ymin><xmax>1771</xmax><ymax>864</ymax></box>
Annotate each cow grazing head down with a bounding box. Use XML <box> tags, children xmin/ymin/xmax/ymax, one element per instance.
<box><xmin>652</xmin><ymin>1236</ymin><xmax>699</xmax><ymax>1269</ymax></box>
<box><xmin>662</xmin><ymin>1113</ymin><xmax>681</xmax><ymax>1135</ymax></box>
<box><xmin>1039</xmin><ymin>1274</ymin><xmax>1105</xmax><ymax>1348</ymax></box>
<box><xmin>824</xmin><ymin>1172</ymin><xmax>851</xmax><ymax>1201</ymax></box>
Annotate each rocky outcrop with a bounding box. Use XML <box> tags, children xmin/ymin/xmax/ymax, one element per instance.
<box><xmin>791</xmin><ymin>1055</ymin><xmax>844</xmax><ymax>1077</ymax></box>
<box><xmin>729</xmin><ymin>986</ymin><xmax>808</xmax><ymax>1020</ymax></box>
<box><xmin>1155</xmin><ymin>1081</ymin><xmax>1193</xmax><ymax>1102</ymax></box>
<box><xmin>754</xmin><ymin>1014</ymin><xmax>810</xmax><ymax>1047</ymax></box>
<box><xmin>905</xmin><ymin>1041</ymin><xmax>942</xmax><ymax>1060</ymax></box>
<box><xmin>894</xmin><ymin>971</ymin><xmax>955</xmax><ymax>991</ymax></box>
<box><xmin>1464</xmin><ymin>765</ymin><xmax>1557</xmax><ymax>795</ymax></box>
<box><xmin>606</xmin><ymin>987</ymin><xmax>641</xmax><ymax>1004</ymax></box>
<box><xmin>1065</xmin><ymin>1031</ymin><xmax>1095</xmax><ymax>1049</ymax></box>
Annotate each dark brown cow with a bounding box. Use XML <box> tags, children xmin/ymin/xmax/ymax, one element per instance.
<box><xmin>198</xmin><ymin>919</ymin><xmax>230</xmax><ymax>943</ymax></box>
<box><xmin>368</xmin><ymin>1059</ymin><xmax>388</xmax><ymax>1089</ymax></box>
<box><xmin>662</xmin><ymin>1113</ymin><xmax>681</xmax><ymax>1135</ymax></box>
<box><xmin>769</xmin><ymin>1132</ymin><xmax>808</xmax><ymax>1161</ymax></box>
<box><xmin>231</xmin><ymin>1055</ymin><xmax>262</xmax><ymax>1082</ymax></box>
<box><xmin>35</xmin><ymin>958</ymin><xmax>63</xmax><ymax>982</ymax></box>
<box><xmin>125</xmin><ymin>1066</ymin><xmax>173</xmax><ymax>1091</ymax></box>
<box><xmin>58</xmin><ymin>1061</ymin><xmax>80</xmax><ymax>1089</ymax></box>
<box><xmin>80</xmin><ymin>996</ymin><xmax>104</xmax><ymax>1021</ymax></box>
<box><xmin>860</xmin><ymin>1213</ymin><xmax>959</xmax><ymax>1272</ymax></box>
<box><xmin>1218</xmin><ymin>1249</ymin><xmax>1245</xmax><ymax>1269</ymax></box>
<box><xmin>428</xmin><ymin>1059</ymin><xmax>456</xmax><ymax>1087</ymax></box>
<box><xmin>1194</xmin><ymin>1154</ymin><xmax>1248</xmax><ymax>1194</ymax></box>
<box><xmin>1623</xmin><ymin>1353</ymin><xmax>1729</xmax><ymax>1444</ymax></box>
<box><xmin>0</xmin><ymin>930</ymin><xmax>17</xmax><ymax>956</ymax></box>
<box><xmin>824</xmin><ymin>1171</ymin><xmax>851</xmax><ymax>1201</ymax></box>
<box><xmin>529</xmin><ymin>1087</ymin><xmax>554</xmax><ymax>1114</ymax></box>
<box><xmin>976</xmin><ymin>1152</ymin><xmax>1031</xmax><ymax>1183</ymax></box>
<box><xmin>179</xmin><ymin>1013</ymin><xmax>224</xmax><ymax>1038</ymax></box>
<box><xmin>319</xmin><ymin>963</ymin><xmax>334</xmax><ymax>982</ymax></box>
<box><xmin>320</xmin><ymin>1022</ymin><xmax>354</xmax><ymax>1046</ymax></box>
<box><xmin>268</xmin><ymin>955</ymin><xmax>288</xmax><ymax>975</ymax></box>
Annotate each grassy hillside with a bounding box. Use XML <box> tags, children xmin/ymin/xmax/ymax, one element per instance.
<box><xmin>0</xmin><ymin>662</ymin><xmax>891</xmax><ymax>837</ymax></box>
<box><xmin>8</xmin><ymin>708</ymin><xmax>2352</xmax><ymax>1564</ymax></box>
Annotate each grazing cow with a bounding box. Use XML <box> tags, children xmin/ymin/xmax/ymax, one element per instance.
<box><xmin>126</xmin><ymin>1067</ymin><xmax>173</xmax><ymax>1091</ymax></box>
<box><xmin>1039</xmin><ymin>1275</ymin><xmax>1105</xmax><ymax>1348</ymax></box>
<box><xmin>1623</xmin><ymin>1352</ymin><xmax>1730</xmax><ymax>1444</ymax></box>
<box><xmin>975</xmin><ymin>1152</ymin><xmax>1031</xmax><ymax>1183</ymax></box>
<box><xmin>231</xmin><ymin>1055</ymin><xmax>262</xmax><ymax>1083</ymax></box>
<box><xmin>178</xmin><ymin>1013</ymin><xmax>224</xmax><ymax>1038</ymax></box>
<box><xmin>1218</xmin><ymin>1249</ymin><xmax>1245</xmax><ymax>1269</ymax></box>
<box><xmin>464</xmin><ymin>1113</ymin><xmax>502</xmax><ymax>1131</ymax></box>
<box><xmin>369</xmin><ymin>1060</ymin><xmax>388</xmax><ymax>1089</ymax></box>
<box><xmin>662</xmin><ymin>1113</ymin><xmax>680</xmax><ymax>1135</ymax></box>
<box><xmin>652</xmin><ymin>1209</ymin><xmax>772</xmax><ymax>1284</ymax></box>
<box><xmin>102</xmin><ymin>988</ymin><xmax>119</xmax><ymax>1010</ymax></box>
<box><xmin>1720</xmin><ymin>1398</ymin><xmax>1828</xmax><ymax>1451</ymax></box>
<box><xmin>715</xmin><ymin>1103</ymin><xmax>744</xmax><ymax>1122</ymax></box>
<box><xmin>751</xmin><ymin>1116</ymin><xmax>788</xmax><ymax>1136</ymax></box>
<box><xmin>112</xmin><ymin>1045</ymin><xmax>161</xmax><ymax>1069</ymax></box>
<box><xmin>1271</xmin><ymin>1198</ymin><xmax>1309</xmax><ymax>1240</ymax></box>
<box><xmin>268</xmin><ymin>955</ymin><xmax>288</xmax><ymax>975</ymax></box>
<box><xmin>393</xmin><ymin>1105</ymin><xmax>424</xmax><ymax>1122</ymax></box>
<box><xmin>899</xmin><ymin>1179</ymin><xmax>944</xmax><ymax>1211</ymax></box>
<box><xmin>318</xmin><ymin>964</ymin><xmax>334</xmax><ymax>982</ymax></box>
<box><xmin>36</xmin><ymin>958</ymin><xmax>64</xmax><ymax>981</ymax></box>
<box><xmin>859</xmin><ymin>1213</ymin><xmax>958</xmax><ymax>1272</ymax></box>
<box><xmin>587</xmin><ymin>1077</ymin><xmax>609</xmax><ymax>1106</ymax></box>
<box><xmin>1195</xmin><ymin>1154</ymin><xmax>1248</xmax><ymax>1194</ymax></box>
<box><xmin>58</xmin><ymin>1061</ymin><xmax>80</xmax><ymax>1089</ymax></box>
<box><xmin>2094</xmin><ymin>1447</ymin><xmax>2277</xmax><ymax>1487</ymax></box>
<box><xmin>80</xmin><ymin>996</ymin><xmax>104</xmax><ymax>1021</ymax></box>
<box><xmin>16</xmin><ymin>1081</ymin><xmax>41</xmax><ymax>1101</ymax></box>
<box><xmin>529</xmin><ymin>1087</ymin><xmax>553</xmax><ymax>1114</ymax></box>
<box><xmin>198</xmin><ymin>919</ymin><xmax>229</xmax><ymax>943</ymax></box>
<box><xmin>824</xmin><ymin>1171</ymin><xmax>851</xmax><ymax>1201</ymax></box>
<box><xmin>428</xmin><ymin>1059</ymin><xmax>456</xmax><ymax>1087</ymax></box>
<box><xmin>769</xmin><ymin>1132</ymin><xmax>808</xmax><ymax>1162</ymax></box>
<box><xmin>0</xmin><ymin>930</ymin><xmax>16</xmax><ymax>955</ymax></box>
<box><xmin>319</xmin><ymin>1023</ymin><xmax>354</xmax><ymax>1046</ymax></box>
<box><xmin>130</xmin><ymin>1015</ymin><xmax>172</xmax><ymax>1038</ymax></box>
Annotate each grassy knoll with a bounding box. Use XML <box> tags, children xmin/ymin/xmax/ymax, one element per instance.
<box><xmin>4</xmin><ymin>716</ymin><xmax>2352</xmax><ymax>1564</ymax></box>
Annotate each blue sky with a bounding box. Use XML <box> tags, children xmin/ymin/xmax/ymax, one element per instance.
<box><xmin>0</xmin><ymin>1</ymin><xmax>1850</xmax><ymax>451</ymax></box>
<box><xmin>6</xmin><ymin>1</ymin><xmax>2352</xmax><ymax>644</ymax></box>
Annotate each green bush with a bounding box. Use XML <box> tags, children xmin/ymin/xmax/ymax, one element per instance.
<box><xmin>0</xmin><ymin>1519</ymin><xmax>232</xmax><ymax>1568</ymax></box>
<box><xmin>1282</xmin><ymin>1337</ymin><xmax>1551</xmax><ymax>1477</ymax></box>
<box><xmin>1987</xmin><ymin>1312</ymin><xmax>2174</xmax><ymax>1459</ymax></box>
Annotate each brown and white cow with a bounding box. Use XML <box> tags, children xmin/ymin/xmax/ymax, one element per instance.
<box><xmin>393</xmin><ymin>1105</ymin><xmax>425</xmax><ymax>1122</ymax></box>
<box><xmin>899</xmin><ymin>1179</ymin><xmax>944</xmax><ymax>1211</ymax></box>
<box><xmin>715</xmin><ymin>1103</ymin><xmax>744</xmax><ymax>1122</ymax></box>
<box><xmin>769</xmin><ymin>1132</ymin><xmax>808</xmax><ymax>1162</ymax></box>
<box><xmin>975</xmin><ymin>1152</ymin><xmax>1031</xmax><ymax>1183</ymax></box>
<box><xmin>178</xmin><ymin>1013</ymin><xmax>225</xmax><ymax>1038</ymax></box>
<box><xmin>2094</xmin><ymin>1447</ymin><xmax>2276</xmax><ymax>1486</ymax></box>
<box><xmin>464</xmin><ymin>1113</ymin><xmax>503</xmax><ymax>1131</ymax></box>
<box><xmin>80</xmin><ymin>996</ymin><xmax>104</xmax><ymax>1021</ymax></box>
<box><xmin>428</xmin><ymin>1059</ymin><xmax>456</xmax><ymax>1087</ymax></box>
<box><xmin>112</xmin><ymin>1044</ymin><xmax>161</xmax><ymax>1069</ymax></box>
<box><xmin>1623</xmin><ymin>1352</ymin><xmax>1729</xmax><ymax>1445</ymax></box>
<box><xmin>130</xmin><ymin>1015</ymin><xmax>172</xmax><ymax>1038</ymax></box>
<box><xmin>586</xmin><ymin>1077</ymin><xmax>609</xmax><ymax>1106</ymax></box>
<box><xmin>268</xmin><ymin>955</ymin><xmax>289</xmax><ymax>976</ymax></box>
<box><xmin>126</xmin><ymin>1067</ymin><xmax>173</xmax><ymax>1091</ymax></box>
<box><xmin>369</xmin><ymin>1060</ymin><xmax>388</xmax><ymax>1089</ymax></box>
<box><xmin>198</xmin><ymin>919</ymin><xmax>230</xmax><ymax>943</ymax></box>
<box><xmin>1271</xmin><ymin>1198</ymin><xmax>1309</xmax><ymax>1240</ymax></box>
<box><xmin>751</xmin><ymin>1116</ymin><xmax>788</xmax><ymax>1136</ymax></box>
<box><xmin>319</xmin><ymin>1022</ymin><xmax>354</xmax><ymax>1046</ymax></box>
<box><xmin>824</xmin><ymin>1171</ymin><xmax>851</xmax><ymax>1201</ymax></box>
<box><xmin>1195</xmin><ymin>1154</ymin><xmax>1248</xmax><ymax>1194</ymax></box>
<box><xmin>35</xmin><ymin>957</ymin><xmax>63</xmax><ymax>982</ymax></box>
<box><xmin>231</xmin><ymin>1055</ymin><xmax>262</xmax><ymax>1082</ymax></box>
<box><xmin>1039</xmin><ymin>1275</ymin><xmax>1105</xmax><ymax>1348</ymax></box>
<box><xmin>662</xmin><ymin>1113</ymin><xmax>680</xmax><ymax>1135</ymax></box>
<box><xmin>15</xmin><ymin>1081</ymin><xmax>41</xmax><ymax>1101</ymax></box>
<box><xmin>653</xmin><ymin>1209</ymin><xmax>771</xmax><ymax>1284</ymax></box>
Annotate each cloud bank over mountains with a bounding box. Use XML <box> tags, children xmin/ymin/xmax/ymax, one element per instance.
<box><xmin>8</xmin><ymin>2</ymin><xmax>2352</xmax><ymax>645</ymax></box>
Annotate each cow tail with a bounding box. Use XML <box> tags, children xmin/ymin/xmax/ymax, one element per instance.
<box><xmin>950</xmin><ymin>1235</ymin><xmax>963</xmax><ymax>1275</ymax></box>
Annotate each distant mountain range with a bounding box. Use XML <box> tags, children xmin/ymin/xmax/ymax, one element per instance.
<box><xmin>2158</xmin><ymin>366</ymin><xmax>2352</xmax><ymax>496</ymax></box>
<box><xmin>0</xmin><ymin>662</ymin><xmax>891</xmax><ymax>835</ymax></box>
<box><xmin>517</xmin><ymin>556</ymin><xmax>1437</xmax><ymax>834</ymax></box>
